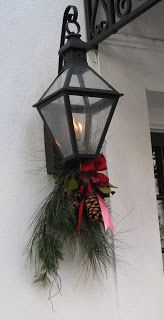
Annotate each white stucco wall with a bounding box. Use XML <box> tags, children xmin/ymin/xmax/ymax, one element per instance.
<box><xmin>0</xmin><ymin>1</ymin><xmax>164</xmax><ymax>320</ymax></box>
<box><xmin>99</xmin><ymin>34</ymin><xmax>164</xmax><ymax>319</ymax></box>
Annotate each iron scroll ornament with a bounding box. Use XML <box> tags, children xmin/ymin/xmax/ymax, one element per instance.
<box><xmin>90</xmin><ymin>0</ymin><xmax>110</xmax><ymax>38</ymax></box>
<box><xmin>116</xmin><ymin>0</ymin><xmax>132</xmax><ymax>18</ymax></box>
<box><xmin>90</xmin><ymin>0</ymin><xmax>136</xmax><ymax>38</ymax></box>
<box><xmin>58</xmin><ymin>5</ymin><xmax>81</xmax><ymax>73</ymax></box>
<box><xmin>84</xmin><ymin>0</ymin><xmax>162</xmax><ymax>48</ymax></box>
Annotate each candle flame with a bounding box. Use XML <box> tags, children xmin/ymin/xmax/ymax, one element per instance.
<box><xmin>78</xmin><ymin>122</ymin><xmax>83</xmax><ymax>133</ymax></box>
<box><xmin>73</xmin><ymin>118</ymin><xmax>78</xmax><ymax>131</ymax></box>
<box><xmin>73</xmin><ymin>118</ymin><xmax>83</xmax><ymax>134</ymax></box>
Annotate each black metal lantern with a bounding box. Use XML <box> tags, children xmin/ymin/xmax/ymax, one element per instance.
<box><xmin>33</xmin><ymin>6</ymin><xmax>122</xmax><ymax>173</ymax></box>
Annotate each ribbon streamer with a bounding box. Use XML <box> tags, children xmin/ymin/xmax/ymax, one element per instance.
<box><xmin>77</xmin><ymin>198</ymin><xmax>85</xmax><ymax>235</ymax></box>
<box><xmin>96</xmin><ymin>193</ymin><xmax>114</xmax><ymax>231</ymax></box>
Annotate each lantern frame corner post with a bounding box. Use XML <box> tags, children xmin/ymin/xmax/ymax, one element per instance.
<box><xmin>44</xmin><ymin>124</ymin><xmax>62</xmax><ymax>174</ymax></box>
<box><xmin>64</xmin><ymin>93</ymin><xmax>78</xmax><ymax>157</ymax></box>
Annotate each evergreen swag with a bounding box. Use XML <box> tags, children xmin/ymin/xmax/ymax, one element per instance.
<box><xmin>28</xmin><ymin>155</ymin><xmax>116</xmax><ymax>288</ymax></box>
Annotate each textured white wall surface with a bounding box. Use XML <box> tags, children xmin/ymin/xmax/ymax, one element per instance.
<box><xmin>99</xmin><ymin>34</ymin><xmax>164</xmax><ymax>320</ymax></box>
<box><xmin>0</xmin><ymin>1</ymin><xmax>164</xmax><ymax>320</ymax></box>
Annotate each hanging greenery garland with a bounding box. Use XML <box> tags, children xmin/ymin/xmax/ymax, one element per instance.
<box><xmin>28</xmin><ymin>154</ymin><xmax>116</xmax><ymax>287</ymax></box>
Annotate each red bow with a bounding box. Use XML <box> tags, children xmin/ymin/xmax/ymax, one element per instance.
<box><xmin>80</xmin><ymin>154</ymin><xmax>107</xmax><ymax>172</ymax></box>
<box><xmin>80</xmin><ymin>154</ymin><xmax>109</xmax><ymax>189</ymax></box>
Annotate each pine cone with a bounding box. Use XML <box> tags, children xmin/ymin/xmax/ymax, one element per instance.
<box><xmin>67</xmin><ymin>192</ymin><xmax>79</xmax><ymax>210</ymax></box>
<box><xmin>85</xmin><ymin>193</ymin><xmax>101</xmax><ymax>222</ymax></box>
<box><xmin>72</xmin><ymin>200</ymin><xmax>79</xmax><ymax>209</ymax></box>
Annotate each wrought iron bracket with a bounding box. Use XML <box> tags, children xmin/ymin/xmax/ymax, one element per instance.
<box><xmin>84</xmin><ymin>0</ymin><xmax>162</xmax><ymax>49</ymax></box>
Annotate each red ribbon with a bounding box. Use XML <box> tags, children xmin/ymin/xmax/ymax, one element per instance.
<box><xmin>80</xmin><ymin>154</ymin><xmax>107</xmax><ymax>172</ymax></box>
<box><xmin>77</xmin><ymin>154</ymin><xmax>114</xmax><ymax>234</ymax></box>
<box><xmin>77</xmin><ymin>198</ymin><xmax>85</xmax><ymax>235</ymax></box>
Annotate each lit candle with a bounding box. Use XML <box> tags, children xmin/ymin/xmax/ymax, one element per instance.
<box><xmin>73</xmin><ymin>118</ymin><xmax>83</xmax><ymax>135</ymax></box>
<box><xmin>73</xmin><ymin>118</ymin><xmax>83</xmax><ymax>149</ymax></box>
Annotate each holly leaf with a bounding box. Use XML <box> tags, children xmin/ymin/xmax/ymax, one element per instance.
<box><xmin>109</xmin><ymin>183</ymin><xmax>117</xmax><ymax>188</ymax></box>
<box><xmin>64</xmin><ymin>178</ymin><xmax>78</xmax><ymax>192</ymax></box>
<box><xmin>56</xmin><ymin>175</ymin><xmax>65</xmax><ymax>185</ymax></box>
<box><xmin>97</xmin><ymin>186</ymin><xmax>111</xmax><ymax>195</ymax></box>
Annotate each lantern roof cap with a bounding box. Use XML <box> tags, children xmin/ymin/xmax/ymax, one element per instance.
<box><xmin>58</xmin><ymin>34</ymin><xmax>88</xmax><ymax>56</ymax></box>
<box><xmin>33</xmin><ymin>64</ymin><xmax>123</xmax><ymax>108</ymax></box>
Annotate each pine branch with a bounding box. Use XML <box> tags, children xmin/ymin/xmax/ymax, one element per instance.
<box><xmin>26</xmin><ymin>161</ymin><xmax>115</xmax><ymax>288</ymax></box>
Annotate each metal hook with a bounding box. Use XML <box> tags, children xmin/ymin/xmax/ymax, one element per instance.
<box><xmin>58</xmin><ymin>5</ymin><xmax>81</xmax><ymax>73</ymax></box>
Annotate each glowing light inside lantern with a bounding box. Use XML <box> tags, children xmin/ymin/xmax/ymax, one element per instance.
<box><xmin>73</xmin><ymin>117</ymin><xmax>84</xmax><ymax>151</ymax></box>
<box><xmin>73</xmin><ymin>118</ymin><xmax>83</xmax><ymax>134</ymax></box>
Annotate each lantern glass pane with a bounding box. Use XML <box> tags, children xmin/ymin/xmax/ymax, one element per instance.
<box><xmin>69</xmin><ymin>67</ymin><xmax>113</xmax><ymax>91</ymax></box>
<box><xmin>90</xmin><ymin>98</ymin><xmax>113</xmax><ymax>152</ymax></box>
<box><xmin>40</xmin><ymin>96</ymin><xmax>73</xmax><ymax>157</ymax></box>
<box><xmin>69</xmin><ymin>95</ymin><xmax>114</xmax><ymax>154</ymax></box>
<box><xmin>41</xmin><ymin>69</ymin><xmax>68</xmax><ymax>100</ymax></box>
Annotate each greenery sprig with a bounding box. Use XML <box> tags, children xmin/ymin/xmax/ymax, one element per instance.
<box><xmin>27</xmin><ymin>161</ymin><xmax>115</xmax><ymax>289</ymax></box>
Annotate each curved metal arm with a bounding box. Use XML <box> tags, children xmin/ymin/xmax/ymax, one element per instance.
<box><xmin>58</xmin><ymin>5</ymin><xmax>81</xmax><ymax>73</ymax></box>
